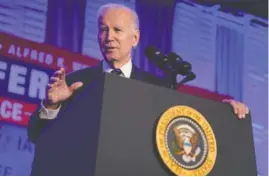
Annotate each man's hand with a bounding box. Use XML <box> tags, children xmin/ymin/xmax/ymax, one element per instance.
<box><xmin>223</xmin><ymin>99</ymin><xmax>249</xmax><ymax>119</ymax></box>
<box><xmin>44</xmin><ymin>68</ymin><xmax>83</xmax><ymax>109</ymax></box>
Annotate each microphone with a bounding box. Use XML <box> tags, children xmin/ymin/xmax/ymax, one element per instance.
<box><xmin>145</xmin><ymin>46</ymin><xmax>191</xmax><ymax>76</ymax></box>
<box><xmin>167</xmin><ymin>52</ymin><xmax>191</xmax><ymax>76</ymax></box>
<box><xmin>144</xmin><ymin>46</ymin><xmax>174</xmax><ymax>71</ymax></box>
<box><xmin>144</xmin><ymin>45</ymin><xmax>196</xmax><ymax>89</ymax></box>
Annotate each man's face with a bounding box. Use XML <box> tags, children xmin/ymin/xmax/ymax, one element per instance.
<box><xmin>98</xmin><ymin>8</ymin><xmax>139</xmax><ymax>63</ymax></box>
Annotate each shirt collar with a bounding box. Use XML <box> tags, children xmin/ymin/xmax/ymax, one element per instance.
<box><xmin>102</xmin><ymin>59</ymin><xmax>132</xmax><ymax>78</ymax></box>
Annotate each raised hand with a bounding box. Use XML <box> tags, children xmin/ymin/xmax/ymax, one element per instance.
<box><xmin>44</xmin><ymin>68</ymin><xmax>83</xmax><ymax>109</ymax></box>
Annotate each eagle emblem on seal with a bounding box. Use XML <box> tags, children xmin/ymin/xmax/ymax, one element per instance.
<box><xmin>172</xmin><ymin>124</ymin><xmax>201</xmax><ymax>163</ymax></box>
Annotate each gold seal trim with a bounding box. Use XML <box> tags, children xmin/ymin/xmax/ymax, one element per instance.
<box><xmin>156</xmin><ymin>105</ymin><xmax>217</xmax><ymax>176</ymax></box>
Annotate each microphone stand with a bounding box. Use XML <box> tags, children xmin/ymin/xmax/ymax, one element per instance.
<box><xmin>167</xmin><ymin>70</ymin><xmax>196</xmax><ymax>90</ymax></box>
<box><xmin>167</xmin><ymin>70</ymin><xmax>178</xmax><ymax>90</ymax></box>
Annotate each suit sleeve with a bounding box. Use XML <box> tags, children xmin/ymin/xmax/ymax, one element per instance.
<box><xmin>27</xmin><ymin>104</ymin><xmax>56</xmax><ymax>144</ymax></box>
<box><xmin>27</xmin><ymin>73</ymin><xmax>77</xmax><ymax>144</ymax></box>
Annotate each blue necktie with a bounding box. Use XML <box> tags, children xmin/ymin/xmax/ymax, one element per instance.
<box><xmin>111</xmin><ymin>68</ymin><xmax>122</xmax><ymax>76</ymax></box>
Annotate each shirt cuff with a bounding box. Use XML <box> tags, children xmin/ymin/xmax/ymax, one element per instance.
<box><xmin>39</xmin><ymin>100</ymin><xmax>61</xmax><ymax>120</ymax></box>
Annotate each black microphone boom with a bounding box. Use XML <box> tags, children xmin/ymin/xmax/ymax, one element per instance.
<box><xmin>144</xmin><ymin>46</ymin><xmax>173</xmax><ymax>71</ymax></box>
<box><xmin>144</xmin><ymin>45</ymin><xmax>196</xmax><ymax>89</ymax></box>
<box><xmin>167</xmin><ymin>52</ymin><xmax>192</xmax><ymax>76</ymax></box>
<box><xmin>144</xmin><ymin>46</ymin><xmax>191</xmax><ymax>76</ymax></box>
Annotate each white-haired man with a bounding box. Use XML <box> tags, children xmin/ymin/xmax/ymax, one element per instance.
<box><xmin>27</xmin><ymin>3</ymin><xmax>249</xmax><ymax>173</ymax></box>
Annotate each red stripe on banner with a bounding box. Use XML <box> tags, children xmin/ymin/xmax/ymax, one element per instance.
<box><xmin>0</xmin><ymin>32</ymin><xmax>100</xmax><ymax>73</ymax></box>
<box><xmin>0</xmin><ymin>97</ymin><xmax>37</xmax><ymax>126</ymax></box>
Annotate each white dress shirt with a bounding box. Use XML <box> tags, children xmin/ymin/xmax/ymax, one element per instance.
<box><xmin>39</xmin><ymin>59</ymin><xmax>133</xmax><ymax>120</ymax></box>
<box><xmin>102</xmin><ymin>58</ymin><xmax>132</xmax><ymax>78</ymax></box>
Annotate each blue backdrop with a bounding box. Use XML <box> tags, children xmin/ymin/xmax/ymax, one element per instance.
<box><xmin>0</xmin><ymin>0</ymin><xmax>267</xmax><ymax>175</ymax></box>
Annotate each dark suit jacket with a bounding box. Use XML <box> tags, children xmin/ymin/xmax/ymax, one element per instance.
<box><xmin>27</xmin><ymin>63</ymin><xmax>170</xmax><ymax>144</ymax></box>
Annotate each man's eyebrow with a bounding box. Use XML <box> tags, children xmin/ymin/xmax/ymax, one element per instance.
<box><xmin>114</xmin><ymin>25</ymin><xmax>123</xmax><ymax>29</ymax></box>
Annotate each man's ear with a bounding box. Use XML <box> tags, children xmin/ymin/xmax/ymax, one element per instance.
<box><xmin>132</xmin><ymin>29</ymin><xmax>140</xmax><ymax>48</ymax></box>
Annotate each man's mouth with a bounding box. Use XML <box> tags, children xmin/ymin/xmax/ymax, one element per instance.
<box><xmin>104</xmin><ymin>46</ymin><xmax>117</xmax><ymax>51</ymax></box>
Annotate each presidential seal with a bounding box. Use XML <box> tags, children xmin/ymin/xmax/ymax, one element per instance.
<box><xmin>156</xmin><ymin>105</ymin><xmax>217</xmax><ymax>176</ymax></box>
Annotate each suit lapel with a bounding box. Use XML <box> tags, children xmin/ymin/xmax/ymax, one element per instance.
<box><xmin>130</xmin><ymin>64</ymin><xmax>145</xmax><ymax>81</ymax></box>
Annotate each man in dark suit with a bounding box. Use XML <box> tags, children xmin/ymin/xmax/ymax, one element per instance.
<box><xmin>27</xmin><ymin>3</ymin><xmax>249</xmax><ymax>144</ymax></box>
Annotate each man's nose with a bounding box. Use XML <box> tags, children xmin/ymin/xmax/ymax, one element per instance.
<box><xmin>105</xmin><ymin>29</ymin><xmax>114</xmax><ymax>41</ymax></box>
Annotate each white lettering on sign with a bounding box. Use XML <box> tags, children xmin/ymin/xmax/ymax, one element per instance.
<box><xmin>0</xmin><ymin>100</ymin><xmax>23</xmax><ymax>121</ymax></box>
<box><xmin>28</xmin><ymin>69</ymin><xmax>49</xmax><ymax>100</ymax></box>
<box><xmin>57</xmin><ymin>57</ymin><xmax>65</xmax><ymax>68</ymax></box>
<box><xmin>8</xmin><ymin>44</ymin><xmax>54</xmax><ymax>65</ymax></box>
<box><xmin>8</xmin><ymin>65</ymin><xmax>27</xmax><ymax>95</ymax></box>
<box><xmin>5</xmin><ymin>43</ymin><xmax>90</xmax><ymax>72</ymax></box>
<box><xmin>0</xmin><ymin>61</ymin><xmax>50</xmax><ymax>100</ymax></box>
